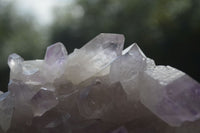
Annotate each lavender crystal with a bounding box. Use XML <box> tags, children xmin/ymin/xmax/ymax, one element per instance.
<box><xmin>0</xmin><ymin>33</ymin><xmax>200</xmax><ymax>133</ymax></box>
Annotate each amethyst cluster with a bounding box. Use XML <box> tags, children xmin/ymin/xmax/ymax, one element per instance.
<box><xmin>0</xmin><ymin>33</ymin><xmax>200</xmax><ymax>133</ymax></box>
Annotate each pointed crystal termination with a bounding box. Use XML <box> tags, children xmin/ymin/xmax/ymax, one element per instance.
<box><xmin>82</xmin><ymin>33</ymin><xmax>125</xmax><ymax>56</ymax></box>
<box><xmin>8</xmin><ymin>54</ymin><xmax>24</xmax><ymax>80</ymax></box>
<box><xmin>44</xmin><ymin>42</ymin><xmax>68</xmax><ymax>81</ymax></box>
<box><xmin>140</xmin><ymin>65</ymin><xmax>200</xmax><ymax>126</ymax></box>
<box><xmin>110</xmin><ymin>43</ymin><xmax>146</xmax><ymax>100</ymax></box>
<box><xmin>8</xmin><ymin>53</ymin><xmax>24</xmax><ymax>71</ymax></box>
<box><xmin>45</xmin><ymin>42</ymin><xmax>68</xmax><ymax>65</ymax></box>
<box><xmin>64</xmin><ymin>33</ymin><xmax>125</xmax><ymax>84</ymax></box>
<box><xmin>0</xmin><ymin>92</ymin><xmax>14</xmax><ymax>132</ymax></box>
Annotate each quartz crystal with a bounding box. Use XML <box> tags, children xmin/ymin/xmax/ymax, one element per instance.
<box><xmin>0</xmin><ymin>33</ymin><xmax>200</xmax><ymax>133</ymax></box>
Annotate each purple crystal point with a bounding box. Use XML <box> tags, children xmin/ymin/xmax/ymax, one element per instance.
<box><xmin>140</xmin><ymin>66</ymin><xmax>200</xmax><ymax>126</ymax></box>
<box><xmin>45</xmin><ymin>42</ymin><xmax>68</xmax><ymax>65</ymax></box>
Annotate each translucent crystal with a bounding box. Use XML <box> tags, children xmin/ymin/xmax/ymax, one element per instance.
<box><xmin>1</xmin><ymin>34</ymin><xmax>200</xmax><ymax>133</ymax></box>
<box><xmin>44</xmin><ymin>42</ymin><xmax>68</xmax><ymax>65</ymax></box>
<box><xmin>0</xmin><ymin>92</ymin><xmax>14</xmax><ymax>132</ymax></box>
<box><xmin>8</xmin><ymin>53</ymin><xmax>24</xmax><ymax>71</ymax></box>
<box><xmin>8</xmin><ymin>81</ymin><xmax>39</xmax><ymax>127</ymax></box>
<box><xmin>77</xmin><ymin>78</ymin><xmax>112</xmax><ymax>119</ymax></box>
<box><xmin>63</xmin><ymin>33</ymin><xmax>124</xmax><ymax>84</ymax></box>
<box><xmin>44</xmin><ymin>43</ymin><xmax>68</xmax><ymax>82</ymax></box>
<box><xmin>21</xmin><ymin>60</ymin><xmax>46</xmax><ymax>85</ymax></box>
<box><xmin>8</xmin><ymin>53</ymin><xmax>24</xmax><ymax>81</ymax></box>
<box><xmin>110</xmin><ymin>43</ymin><xmax>146</xmax><ymax>100</ymax></box>
<box><xmin>140</xmin><ymin>66</ymin><xmax>200</xmax><ymax>126</ymax></box>
<box><xmin>30</xmin><ymin>88</ymin><xmax>58</xmax><ymax>117</ymax></box>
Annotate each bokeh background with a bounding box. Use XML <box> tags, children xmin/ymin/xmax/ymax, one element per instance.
<box><xmin>0</xmin><ymin>0</ymin><xmax>199</xmax><ymax>92</ymax></box>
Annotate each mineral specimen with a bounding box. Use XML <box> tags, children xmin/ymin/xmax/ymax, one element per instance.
<box><xmin>0</xmin><ymin>33</ymin><xmax>200</xmax><ymax>133</ymax></box>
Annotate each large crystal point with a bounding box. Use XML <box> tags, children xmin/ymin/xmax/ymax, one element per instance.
<box><xmin>63</xmin><ymin>33</ymin><xmax>124</xmax><ymax>84</ymax></box>
<box><xmin>140</xmin><ymin>65</ymin><xmax>200</xmax><ymax>126</ymax></box>
<box><xmin>110</xmin><ymin>43</ymin><xmax>146</xmax><ymax>100</ymax></box>
<box><xmin>82</xmin><ymin>33</ymin><xmax>124</xmax><ymax>55</ymax></box>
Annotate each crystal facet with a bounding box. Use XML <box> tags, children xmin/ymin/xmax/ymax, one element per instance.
<box><xmin>140</xmin><ymin>66</ymin><xmax>200</xmax><ymax>126</ymax></box>
<box><xmin>0</xmin><ymin>92</ymin><xmax>14</xmax><ymax>132</ymax></box>
<box><xmin>44</xmin><ymin>42</ymin><xmax>68</xmax><ymax>65</ymax></box>
<box><xmin>63</xmin><ymin>33</ymin><xmax>124</xmax><ymax>84</ymax></box>
<box><xmin>0</xmin><ymin>33</ymin><xmax>200</xmax><ymax>133</ymax></box>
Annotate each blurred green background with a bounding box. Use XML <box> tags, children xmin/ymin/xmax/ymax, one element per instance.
<box><xmin>0</xmin><ymin>0</ymin><xmax>199</xmax><ymax>92</ymax></box>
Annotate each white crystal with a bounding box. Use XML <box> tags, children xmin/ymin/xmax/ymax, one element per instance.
<box><xmin>8</xmin><ymin>53</ymin><xmax>24</xmax><ymax>71</ymax></box>
<box><xmin>62</xmin><ymin>33</ymin><xmax>124</xmax><ymax>84</ymax></box>
<box><xmin>109</xmin><ymin>43</ymin><xmax>146</xmax><ymax>100</ymax></box>
<box><xmin>8</xmin><ymin>53</ymin><xmax>24</xmax><ymax>81</ymax></box>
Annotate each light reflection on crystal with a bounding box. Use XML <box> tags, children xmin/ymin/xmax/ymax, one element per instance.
<box><xmin>0</xmin><ymin>33</ymin><xmax>199</xmax><ymax>133</ymax></box>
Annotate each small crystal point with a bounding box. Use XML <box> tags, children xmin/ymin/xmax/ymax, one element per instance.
<box><xmin>45</xmin><ymin>42</ymin><xmax>68</xmax><ymax>65</ymax></box>
<box><xmin>8</xmin><ymin>53</ymin><xmax>24</xmax><ymax>72</ymax></box>
<box><xmin>122</xmin><ymin>44</ymin><xmax>134</xmax><ymax>55</ymax></box>
<box><xmin>128</xmin><ymin>43</ymin><xmax>146</xmax><ymax>58</ymax></box>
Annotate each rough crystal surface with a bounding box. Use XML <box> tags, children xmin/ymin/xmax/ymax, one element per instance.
<box><xmin>0</xmin><ymin>33</ymin><xmax>200</xmax><ymax>133</ymax></box>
